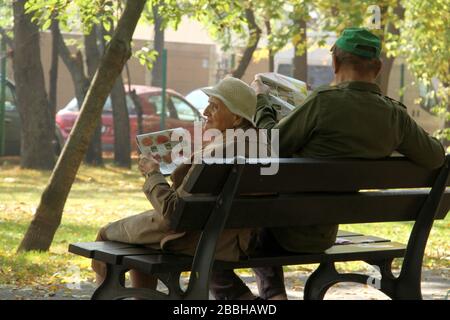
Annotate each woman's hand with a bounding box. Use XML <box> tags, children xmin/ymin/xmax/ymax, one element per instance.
<box><xmin>138</xmin><ymin>153</ymin><xmax>160</xmax><ymax>176</ymax></box>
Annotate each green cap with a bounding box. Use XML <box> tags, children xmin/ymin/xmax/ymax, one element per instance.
<box><xmin>335</xmin><ymin>27</ymin><xmax>381</xmax><ymax>58</ymax></box>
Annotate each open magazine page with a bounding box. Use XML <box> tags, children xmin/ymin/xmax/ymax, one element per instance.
<box><xmin>257</xmin><ymin>72</ymin><xmax>308</xmax><ymax>120</ymax></box>
<box><xmin>136</xmin><ymin>128</ymin><xmax>188</xmax><ymax>175</ymax></box>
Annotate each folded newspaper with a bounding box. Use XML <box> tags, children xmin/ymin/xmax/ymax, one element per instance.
<box><xmin>257</xmin><ymin>72</ymin><xmax>308</xmax><ymax>120</ymax></box>
<box><xmin>136</xmin><ymin>128</ymin><xmax>188</xmax><ymax>175</ymax></box>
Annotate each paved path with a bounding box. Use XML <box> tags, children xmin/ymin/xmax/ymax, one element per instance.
<box><xmin>1</xmin><ymin>269</ymin><xmax>448</xmax><ymax>300</ymax></box>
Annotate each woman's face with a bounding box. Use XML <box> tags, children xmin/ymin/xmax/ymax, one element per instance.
<box><xmin>203</xmin><ymin>96</ymin><xmax>240</xmax><ymax>131</ymax></box>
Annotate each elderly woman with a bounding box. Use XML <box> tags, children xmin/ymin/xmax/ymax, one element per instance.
<box><xmin>92</xmin><ymin>77</ymin><xmax>268</xmax><ymax>299</ymax></box>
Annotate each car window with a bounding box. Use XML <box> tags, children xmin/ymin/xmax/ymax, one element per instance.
<box><xmin>103</xmin><ymin>95</ymin><xmax>136</xmax><ymax>114</ymax></box>
<box><xmin>148</xmin><ymin>95</ymin><xmax>172</xmax><ymax>118</ymax></box>
<box><xmin>63</xmin><ymin>98</ymin><xmax>79</xmax><ymax>111</ymax></box>
<box><xmin>64</xmin><ymin>95</ymin><xmax>136</xmax><ymax>113</ymax></box>
<box><xmin>4</xmin><ymin>84</ymin><xmax>16</xmax><ymax>112</ymax></box>
<box><xmin>185</xmin><ymin>89</ymin><xmax>209</xmax><ymax>112</ymax></box>
<box><xmin>171</xmin><ymin>96</ymin><xmax>199</xmax><ymax>121</ymax></box>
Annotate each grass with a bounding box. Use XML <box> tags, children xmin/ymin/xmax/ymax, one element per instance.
<box><xmin>0</xmin><ymin>158</ymin><xmax>449</xmax><ymax>289</ymax></box>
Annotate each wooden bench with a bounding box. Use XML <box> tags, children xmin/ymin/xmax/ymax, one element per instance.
<box><xmin>69</xmin><ymin>156</ymin><xmax>450</xmax><ymax>300</ymax></box>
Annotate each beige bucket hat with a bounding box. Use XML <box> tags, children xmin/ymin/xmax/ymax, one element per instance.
<box><xmin>202</xmin><ymin>77</ymin><xmax>256</xmax><ymax>124</ymax></box>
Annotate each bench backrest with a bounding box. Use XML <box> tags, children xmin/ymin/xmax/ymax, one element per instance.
<box><xmin>177</xmin><ymin>156</ymin><xmax>449</xmax><ymax>297</ymax></box>
<box><xmin>171</xmin><ymin>157</ymin><xmax>450</xmax><ymax>231</ymax></box>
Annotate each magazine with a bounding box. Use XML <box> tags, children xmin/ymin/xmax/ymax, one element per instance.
<box><xmin>257</xmin><ymin>72</ymin><xmax>308</xmax><ymax>120</ymax></box>
<box><xmin>136</xmin><ymin>128</ymin><xmax>188</xmax><ymax>175</ymax></box>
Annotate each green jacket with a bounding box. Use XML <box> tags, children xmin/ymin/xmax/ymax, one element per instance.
<box><xmin>255</xmin><ymin>81</ymin><xmax>445</xmax><ymax>253</ymax></box>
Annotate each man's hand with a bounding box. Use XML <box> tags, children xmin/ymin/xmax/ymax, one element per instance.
<box><xmin>251</xmin><ymin>76</ymin><xmax>270</xmax><ymax>96</ymax></box>
<box><xmin>138</xmin><ymin>153</ymin><xmax>160</xmax><ymax>176</ymax></box>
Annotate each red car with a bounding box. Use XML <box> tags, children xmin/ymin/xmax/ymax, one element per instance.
<box><xmin>55</xmin><ymin>85</ymin><xmax>204</xmax><ymax>152</ymax></box>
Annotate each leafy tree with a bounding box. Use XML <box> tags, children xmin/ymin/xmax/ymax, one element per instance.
<box><xmin>254</xmin><ymin>0</ymin><xmax>288</xmax><ymax>73</ymax></box>
<box><xmin>193</xmin><ymin>0</ymin><xmax>259</xmax><ymax>79</ymax></box>
<box><xmin>398</xmin><ymin>0</ymin><xmax>449</xmax><ymax>146</ymax></box>
<box><xmin>24</xmin><ymin>0</ymin><xmax>108</xmax><ymax>165</ymax></box>
<box><xmin>0</xmin><ymin>0</ymin><xmax>14</xmax><ymax>49</ymax></box>
<box><xmin>289</xmin><ymin>1</ymin><xmax>311</xmax><ymax>82</ymax></box>
<box><xmin>12</xmin><ymin>0</ymin><xmax>55</xmax><ymax>170</ymax></box>
<box><xmin>150</xmin><ymin>0</ymin><xmax>165</xmax><ymax>87</ymax></box>
<box><xmin>18</xmin><ymin>0</ymin><xmax>147</xmax><ymax>252</ymax></box>
<box><xmin>26</xmin><ymin>0</ymin><xmax>137</xmax><ymax>167</ymax></box>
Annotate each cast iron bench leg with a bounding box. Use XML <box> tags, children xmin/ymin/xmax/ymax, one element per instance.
<box><xmin>366</xmin><ymin>258</ymin><xmax>422</xmax><ymax>300</ymax></box>
<box><xmin>92</xmin><ymin>264</ymin><xmax>128</xmax><ymax>300</ymax></box>
<box><xmin>303</xmin><ymin>262</ymin><xmax>373</xmax><ymax>300</ymax></box>
<box><xmin>304</xmin><ymin>258</ymin><xmax>422</xmax><ymax>300</ymax></box>
<box><xmin>91</xmin><ymin>264</ymin><xmax>171</xmax><ymax>300</ymax></box>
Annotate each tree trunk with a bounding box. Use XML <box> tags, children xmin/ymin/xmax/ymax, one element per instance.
<box><xmin>151</xmin><ymin>2</ymin><xmax>165</xmax><ymax>87</ymax></box>
<box><xmin>55</xmin><ymin>26</ymin><xmax>89</xmax><ymax>107</ymax></box>
<box><xmin>111</xmin><ymin>75</ymin><xmax>131</xmax><ymax>168</ymax></box>
<box><xmin>84</xmin><ymin>25</ymin><xmax>103</xmax><ymax>166</ymax></box>
<box><xmin>442</xmin><ymin>72</ymin><xmax>450</xmax><ymax>149</ymax></box>
<box><xmin>55</xmin><ymin>22</ymin><xmax>104</xmax><ymax>164</ymax></box>
<box><xmin>12</xmin><ymin>0</ymin><xmax>55</xmax><ymax>170</ymax></box>
<box><xmin>445</xmin><ymin>102</ymin><xmax>450</xmax><ymax>150</ymax></box>
<box><xmin>104</xmin><ymin>21</ymin><xmax>132</xmax><ymax>167</ymax></box>
<box><xmin>17</xmin><ymin>0</ymin><xmax>147</xmax><ymax>252</ymax></box>
<box><xmin>265</xmin><ymin>20</ymin><xmax>274</xmax><ymax>72</ymax></box>
<box><xmin>126</xmin><ymin>63</ymin><xmax>144</xmax><ymax>135</ymax></box>
<box><xmin>48</xmin><ymin>19</ymin><xmax>59</xmax><ymax>136</ymax></box>
<box><xmin>376</xmin><ymin>4</ymin><xmax>404</xmax><ymax>95</ymax></box>
<box><xmin>231</xmin><ymin>7</ymin><xmax>261</xmax><ymax>79</ymax></box>
<box><xmin>377</xmin><ymin>53</ymin><xmax>393</xmax><ymax>95</ymax></box>
<box><xmin>130</xmin><ymin>89</ymin><xmax>144</xmax><ymax>135</ymax></box>
<box><xmin>293</xmin><ymin>19</ymin><xmax>307</xmax><ymax>82</ymax></box>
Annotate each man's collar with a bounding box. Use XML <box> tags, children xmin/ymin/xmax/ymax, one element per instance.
<box><xmin>336</xmin><ymin>81</ymin><xmax>382</xmax><ymax>94</ymax></box>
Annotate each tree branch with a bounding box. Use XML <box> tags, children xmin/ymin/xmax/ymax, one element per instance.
<box><xmin>231</xmin><ymin>7</ymin><xmax>261</xmax><ymax>79</ymax></box>
<box><xmin>54</xmin><ymin>25</ymin><xmax>89</xmax><ymax>104</ymax></box>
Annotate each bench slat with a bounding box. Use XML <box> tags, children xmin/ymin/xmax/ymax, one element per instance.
<box><xmin>68</xmin><ymin>242</ymin><xmax>162</xmax><ymax>264</ymax></box>
<box><xmin>172</xmin><ymin>190</ymin><xmax>450</xmax><ymax>231</ymax></box>
<box><xmin>335</xmin><ymin>235</ymin><xmax>390</xmax><ymax>245</ymax></box>
<box><xmin>122</xmin><ymin>241</ymin><xmax>406</xmax><ymax>273</ymax></box>
<box><xmin>94</xmin><ymin>247</ymin><xmax>162</xmax><ymax>264</ymax></box>
<box><xmin>68</xmin><ymin>242</ymin><xmax>136</xmax><ymax>258</ymax></box>
<box><xmin>69</xmin><ymin>235</ymin><xmax>388</xmax><ymax>270</ymax></box>
<box><xmin>336</xmin><ymin>230</ymin><xmax>363</xmax><ymax>237</ymax></box>
<box><xmin>184</xmin><ymin>158</ymin><xmax>443</xmax><ymax>194</ymax></box>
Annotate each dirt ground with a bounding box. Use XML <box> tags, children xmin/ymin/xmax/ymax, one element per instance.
<box><xmin>0</xmin><ymin>269</ymin><xmax>448</xmax><ymax>300</ymax></box>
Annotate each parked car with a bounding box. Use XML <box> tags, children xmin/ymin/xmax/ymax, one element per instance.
<box><xmin>1</xmin><ymin>78</ymin><xmax>61</xmax><ymax>156</ymax></box>
<box><xmin>56</xmin><ymin>85</ymin><xmax>204</xmax><ymax>151</ymax></box>
<box><xmin>185</xmin><ymin>87</ymin><xmax>210</xmax><ymax>115</ymax></box>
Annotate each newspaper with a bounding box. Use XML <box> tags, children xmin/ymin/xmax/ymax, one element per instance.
<box><xmin>257</xmin><ymin>72</ymin><xmax>308</xmax><ymax>120</ymax></box>
<box><xmin>136</xmin><ymin>128</ymin><xmax>187</xmax><ymax>175</ymax></box>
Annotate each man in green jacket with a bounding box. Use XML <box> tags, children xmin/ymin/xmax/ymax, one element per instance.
<box><xmin>211</xmin><ymin>27</ymin><xmax>445</xmax><ymax>300</ymax></box>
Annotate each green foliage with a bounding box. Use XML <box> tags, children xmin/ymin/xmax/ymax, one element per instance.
<box><xmin>135</xmin><ymin>46</ymin><xmax>158</xmax><ymax>71</ymax></box>
<box><xmin>191</xmin><ymin>0</ymin><xmax>247</xmax><ymax>51</ymax></box>
<box><xmin>24</xmin><ymin>0</ymin><xmax>116</xmax><ymax>34</ymax></box>
<box><xmin>398</xmin><ymin>0</ymin><xmax>449</xmax><ymax>142</ymax></box>
<box><xmin>0</xmin><ymin>0</ymin><xmax>13</xmax><ymax>30</ymax></box>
